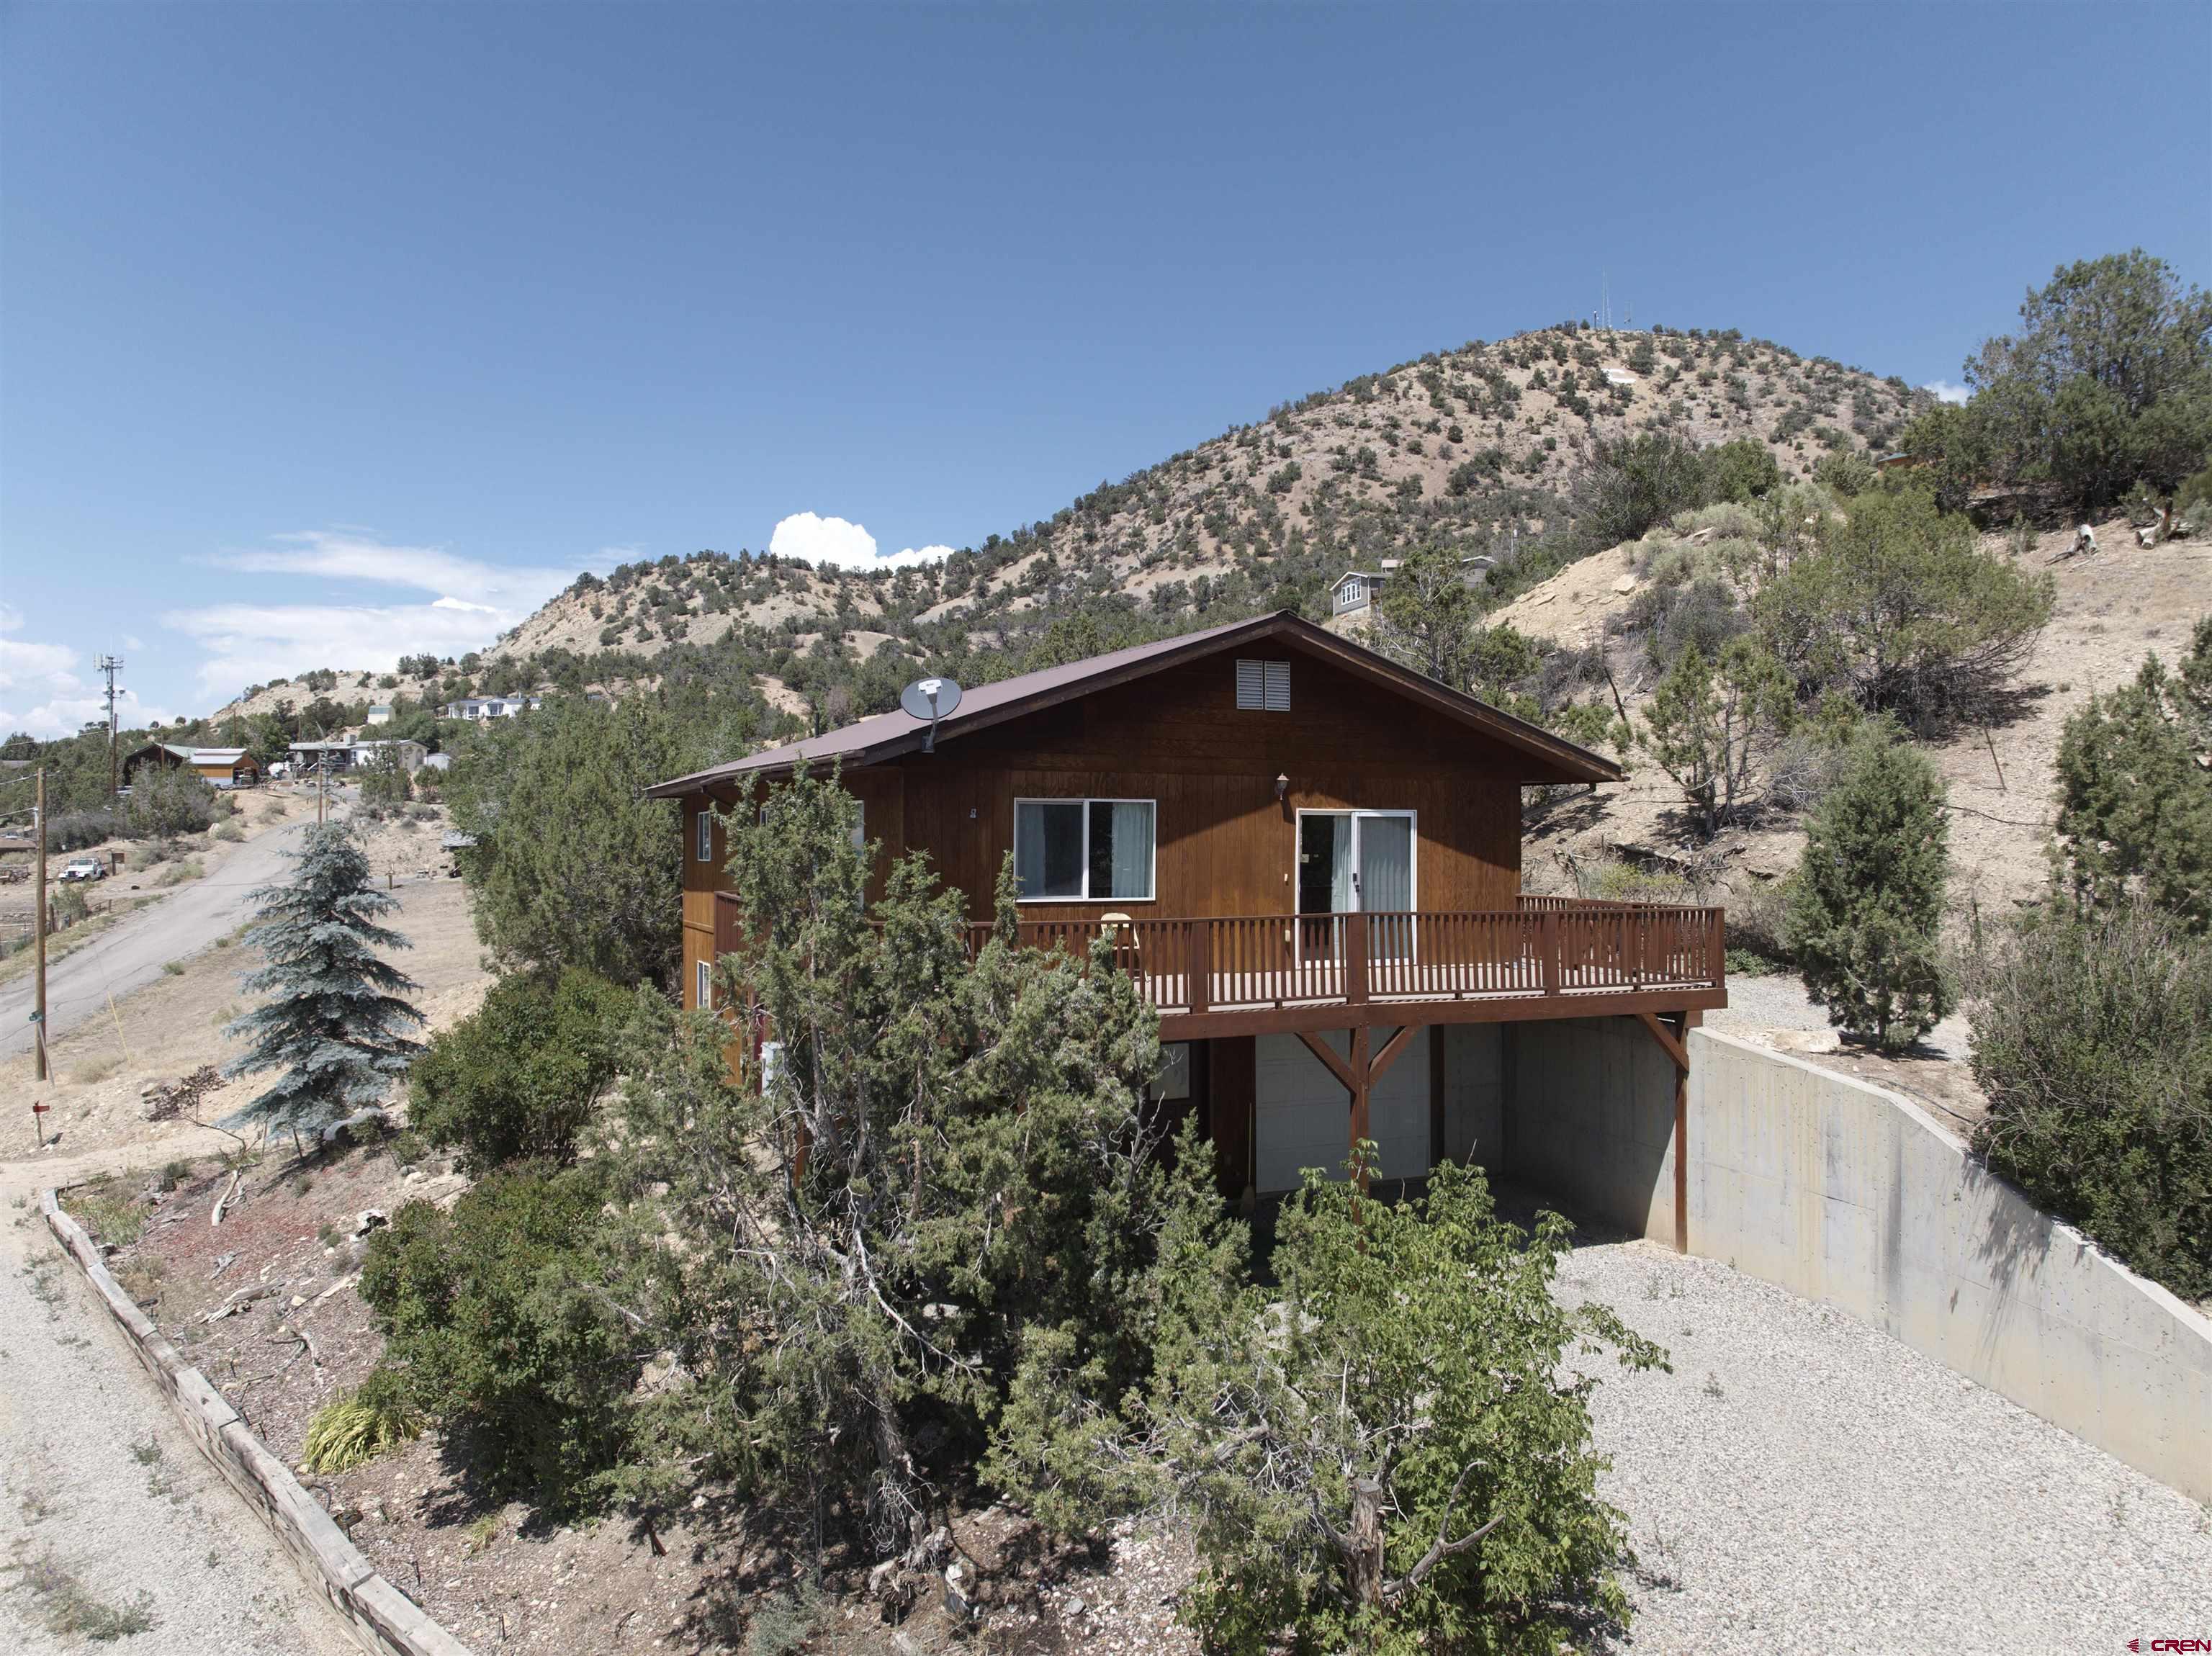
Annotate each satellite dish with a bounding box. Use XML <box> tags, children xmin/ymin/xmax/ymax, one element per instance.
<box><xmin>899</xmin><ymin>677</ymin><xmax>963</xmax><ymax>752</ymax></box>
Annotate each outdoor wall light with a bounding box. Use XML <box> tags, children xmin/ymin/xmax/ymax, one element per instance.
<box><xmin>1274</xmin><ymin>773</ymin><xmax>1290</xmax><ymax>802</ymax></box>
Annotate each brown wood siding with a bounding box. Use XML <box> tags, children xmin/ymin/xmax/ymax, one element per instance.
<box><xmin>680</xmin><ymin>639</ymin><xmax>1526</xmax><ymax>927</ymax></box>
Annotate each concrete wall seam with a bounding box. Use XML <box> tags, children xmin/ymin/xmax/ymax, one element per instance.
<box><xmin>40</xmin><ymin>1189</ymin><xmax>477</xmax><ymax>1656</ymax></box>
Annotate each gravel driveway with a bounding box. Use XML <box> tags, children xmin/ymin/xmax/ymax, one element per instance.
<box><xmin>0</xmin><ymin>1148</ymin><xmax>357</xmax><ymax>1655</ymax></box>
<box><xmin>1561</xmin><ymin>1238</ymin><xmax>2212</xmax><ymax>1655</ymax></box>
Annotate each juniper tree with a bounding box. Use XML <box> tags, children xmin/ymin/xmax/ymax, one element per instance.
<box><xmin>604</xmin><ymin>768</ymin><xmax>1177</xmax><ymax>1559</ymax></box>
<box><xmin>994</xmin><ymin>1150</ymin><xmax>1668</xmax><ymax>1655</ymax></box>
<box><xmin>1786</xmin><ymin>724</ymin><xmax>1952</xmax><ymax>1047</ymax></box>
<box><xmin>1640</xmin><ymin>637</ymin><xmax>1789</xmax><ymax>836</ymax></box>
<box><xmin>224</xmin><ymin>824</ymin><xmax>424</xmax><ymax>1143</ymax></box>
<box><xmin>2051</xmin><ymin>621</ymin><xmax>2212</xmax><ymax>931</ymax></box>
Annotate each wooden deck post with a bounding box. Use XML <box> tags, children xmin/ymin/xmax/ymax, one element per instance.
<box><xmin>1346</xmin><ymin>913</ymin><xmax>1370</xmax><ymax>1007</ymax></box>
<box><xmin>1187</xmin><ymin>919</ymin><xmax>1212</xmax><ymax>1014</ymax></box>
<box><xmin>1348</xmin><ymin>1024</ymin><xmax>1371</xmax><ymax>1190</ymax></box>
<box><xmin>1672</xmin><ymin>1010</ymin><xmax>1699</xmax><ymax>1254</ymax></box>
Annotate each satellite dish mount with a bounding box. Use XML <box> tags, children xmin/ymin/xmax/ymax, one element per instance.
<box><xmin>899</xmin><ymin>676</ymin><xmax>963</xmax><ymax>753</ymax></box>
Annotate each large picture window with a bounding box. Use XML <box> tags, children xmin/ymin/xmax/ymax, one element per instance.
<box><xmin>1014</xmin><ymin>798</ymin><xmax>1156</xmax><ymax>901</ymax></box>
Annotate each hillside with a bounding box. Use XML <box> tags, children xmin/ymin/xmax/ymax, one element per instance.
<box><xmin>1503</xmin><ymin>510</ymin><xmax>2195</xmax><ymax>916</ymax></box>
<box><xmin>465</xmin><ymin>324</ymin><xmax>1915</xmax><ymax>688</ymax></box>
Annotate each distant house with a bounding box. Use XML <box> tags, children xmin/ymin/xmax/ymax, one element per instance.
<box><xmin>365</xmin><ymin>704</ymin><xmax>394</xmax><ymax>726</ymax></box>
<box><xmin>441</xmin><ymin>696</ymin><xmax>542</xmax><ymax>721</ymax></box>
<box><xmin>121</xmin><ymin>743</ymin><xmax>263</xmax><ymax>788</ymax></box>
<box><xmin>1331</xmin><ymin>556</ymin><xmax>1495</xmax><ymax>618</ymax></box>
<box><xmin>1331</xmin><ymin>563</ymin><xmax>1399</xmax><ymax>616</ymax></box>
<box><xmin>288</xmin><ymin>739</ymin><xmax>359</xmax><ymax>775</ymax></box>
<box><xmin>353</xmin><ymin>737</ymin><xmax>429</xmax><ymax>773</ymax></box>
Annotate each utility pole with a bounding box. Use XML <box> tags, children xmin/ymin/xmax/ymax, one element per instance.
<box><xmin>96</xmin><ymin>654</ymin><xmax>124</xmax><ymax>803</ymax></box>
<box><xmin>33</xmin><ymin>768</ymin><xmax>48</xmax><ymax>1082</ymax></box>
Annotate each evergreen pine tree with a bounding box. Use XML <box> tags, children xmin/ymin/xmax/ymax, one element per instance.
<box><xmin>1786</xmin><ymin>725</ymin><xmax>1952</xmax><ymax>1047</ymax></box>
<box><xmin>224</xmin><ymin>824</ymin><xmax>424</xmax><ymax>1140</ymax></box>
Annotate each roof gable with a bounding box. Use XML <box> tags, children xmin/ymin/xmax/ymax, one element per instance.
<box><xmin>647</xmin><ymin>611</ymin><xmax>1619</xmax><ymax>797</ymax></box>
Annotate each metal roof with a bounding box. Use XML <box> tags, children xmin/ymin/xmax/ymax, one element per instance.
<box><xmin>647</xmin><ymin>610</ymin><xmax>1620</xmax><ymax>798</ymax></box>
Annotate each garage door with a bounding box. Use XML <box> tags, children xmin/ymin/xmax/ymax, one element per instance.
<box><xmin>1254</xmin><ymin>1028</ymin><xmax>1429</xmax><ymax>1192</ymax></box>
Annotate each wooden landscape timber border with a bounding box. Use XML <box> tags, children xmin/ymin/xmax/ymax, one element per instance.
<box><xmin>40</xmin><ymin>1188</ymin><xmax>477</xmax><ymax>1656</ymax></box>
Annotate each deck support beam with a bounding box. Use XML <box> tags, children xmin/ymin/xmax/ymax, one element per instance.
<box><xmin>1632</xmin><ymin>1009</ymin><xmax>1700</xmax><ymax>1254</ymax></box>
<box><xmin>1300</xmin><ymin>1023</ymin><xmax>1425</xmax><ymax>1193</ymax></box>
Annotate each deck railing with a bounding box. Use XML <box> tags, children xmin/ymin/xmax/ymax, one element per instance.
<box><xmin>959</xmin><ymin>904</ymin><xmax>1725</xmax><ymax>1020</ymax></box>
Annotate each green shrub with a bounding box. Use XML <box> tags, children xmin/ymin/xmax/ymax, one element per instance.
<box><xmin>359</xmin><ymin>1165</ymin><xmax>636</xmax><ymax>1513</ymax></box>
<box><xmin>1570</xmin><ymin>431</ymin><xmax>1709</xmax><ymax>548</ymax></box>
<box><xmin>405</xmin><ymin>968</ymin><xmax>633</xmax><ymax>1172</ymax></box>
<box><xmin>2052</xmin><ymin>625</ymin><xmax>2212</xmax><ymax>932</ymax></box>
<box><xmin>1703</xmin><ymin>437</ymin><xmax>1782</xmax><ymax>502</ymax></box>
<box><xmin>1755</xmin><ymin>487</ymin><xmax>2052</xmax><ymax>731</ymax></box>
<box><xmin>1971</xmin><ymin>905</ymin><xmax>2212</xmax><ymax>1300</ymax></box>
<box><xmin>122</xmin><ymin>765</ymin><xmax>218</xmax><ymax>840</ymax></box>
<box><xmin>1006</xmin><ymin>1154</ymin><xmax>1667</xmax><ymax>1654</ymax></box>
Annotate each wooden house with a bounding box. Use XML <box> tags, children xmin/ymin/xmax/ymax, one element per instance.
<box><xmin>122</xmin><ymin>743</ymin><xmax>262</xmax><ymax>788</ymax></box>
<box><xmin>649</xmin><ymin>612</ymin><xmax>1726</xmax><ymax>1246</ymax></box>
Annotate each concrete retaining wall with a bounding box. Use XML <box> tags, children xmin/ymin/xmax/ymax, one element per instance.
<box><xmin>42</xmin><ymin>1189</ymin><xmax>476</xmax><ymax>1656</ymax></box>
<box><xmin>1687</xmin><ymin>1030</ymin><xmax>2212</xmax><ymax>1504</ymax></box>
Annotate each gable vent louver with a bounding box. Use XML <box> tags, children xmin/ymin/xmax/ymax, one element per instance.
<box><xmin>1236</xmin><ymin>658</ymin><xmax>1291</xmax><ymax>711</ymax></box>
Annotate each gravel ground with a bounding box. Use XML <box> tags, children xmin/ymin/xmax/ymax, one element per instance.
<box><xmin>0</xmin><ymin>1163</ymin><xmax>356</xmax><ymax>1656</ymax></box>
<box><xmin>1707</xmin><ymin>971</ymin><xmax>1972</xmax><ymax>1061</ymax></box>
<box><xmin>1561</xmin><ymin>1238</ymin><xmax>2212</xmax><ymax>1655</ymax></box>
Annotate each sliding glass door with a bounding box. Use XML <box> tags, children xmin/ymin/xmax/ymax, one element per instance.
<box><xmin>1296</xmin><ymin>810</ymin><xmax>1416</xmax><ymax>963</ymax></box>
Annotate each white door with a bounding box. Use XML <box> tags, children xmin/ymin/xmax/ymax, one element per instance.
<box><xmin>1254</xmin><ymin>1028</ymin><xmax>1429</xmax><ymax>1192</ymax></box>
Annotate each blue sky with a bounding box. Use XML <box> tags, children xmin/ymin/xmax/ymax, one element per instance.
<box><xmin>3</xmin><ymin>1</ymin><xmax>2206</xmax><ymax>734</ymax></box>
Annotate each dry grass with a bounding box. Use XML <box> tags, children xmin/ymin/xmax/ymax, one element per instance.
<box><xmin>68</xmin><ymin>1053</ymin><xmax>124</xmax><ymax>1086</ymax></box>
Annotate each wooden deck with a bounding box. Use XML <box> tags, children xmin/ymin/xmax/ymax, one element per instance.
<box><xmin>963</xmin><ymin>897</ymin><xmax>1727</xmax><ymax>1039</ymax></box>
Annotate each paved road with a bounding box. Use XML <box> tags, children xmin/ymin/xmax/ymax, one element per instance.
<box><xmin>0</xmin><ymin>1137</ymin><xmax>359</xmax><ymax>1655</ymax></box>
<box><xmin>0</xmin><ymin>796</ymin><xmax>348</xmax><ymax>1058</ymax></box>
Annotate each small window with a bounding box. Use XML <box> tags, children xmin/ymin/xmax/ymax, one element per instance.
<box><xmin>696</xmin><ymin>808</ymin><xmax>714</xmax><ymax>863</ymax></box>
<box><xmin>1235</xmin><ymin>658</ymin><xmax>1291</xmax><ymax>711</ymax></box>
<box><xmin>1014</xmin><ymin>798</ymin><xmax>1155</xmax><ymax>901</ymax></box>
<box><xmin>696</xmin><ymin>958</ymin><xmax>712</xmax><ymax>1009</ymax></box>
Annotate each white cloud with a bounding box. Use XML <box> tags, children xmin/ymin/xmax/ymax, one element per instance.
<box><xmin>0</xmin><ymin>607</ymin><xmax>180</xmax><ymax>737</ymax></box>
<box><xmin>769</xmin><ymin>512</ymin><xmax>953</xmax><ymax>573</ymax></box>
<box><xmin>1923</xmin><ymin>379</ymin><xmax>1971</xmax><ymax>405</ymax></box>
<box><xmin>166</xmin><ymin>530</ymin><xmax>585</xmax><ymax>699</ymax></box>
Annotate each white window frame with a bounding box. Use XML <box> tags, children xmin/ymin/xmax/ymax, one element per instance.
<box><xmin>696</xmin><ymin>958</ymin><xmax>712</xmax><ymax>1009</ymax></box>
<box><xmin>696</xmin><ymin>806</ymin><xmax>714</xmax><ymax>863</ymax></box>
<box><xmin>1012</xmin><ymin>796</ymin><xmax>1158</xmax><ymax>904</ymax></box>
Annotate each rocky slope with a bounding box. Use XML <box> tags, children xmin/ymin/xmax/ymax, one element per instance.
<box><xmin>469</xmin><ymin>324</ymin><xmax>1916</xmax><ymax>676</ymax></box>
